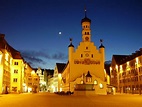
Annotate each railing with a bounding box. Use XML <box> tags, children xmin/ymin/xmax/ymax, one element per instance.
<box><xmin>74</xmin><ymin>84</ymin><xmax>95</xmax><ymax>91</ymax></box>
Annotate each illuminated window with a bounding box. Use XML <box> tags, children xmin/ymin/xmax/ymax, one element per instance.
<box><xmin>10</xmin><ymin>58</ymin><xmax>12</xmax><ymax>65</ymax></box>
<box><xmin>0</xmin><ymin>52</ymin><xmax>2</xmax><ymax>64</ymax></box>
<box><xmin>80</xmin><ymin>80</ymin><xmax>83</xmax><ymax>84</ymax></box>
<box><xmin>14</xmin><ymin>69</ymin><xmax>18</xmax><ymax>73</ymax></box>
<box><xmin>13</xmin><ymin>78</ymin><xmax>18</xmax><ymax>82</ymax></box>
<box><xmin>5</xmin><ymin>53</ymin><xmax>8</xmax><ymax>61</ymax></box>
<box><xmin>86</xmin><ymin>77</ymin><xmax>92</xmax><ymax>82</ymax></box>
<box><xmin>99</xmin><ymin>83</ymin><xmax>103</xmax><ymax>89</ymax></box>
<box><xmin>14</xmin><ymin>62</ymin><xmax>18</xmax><ymax>65</ymax></box>
<box><xmin>94</xmin><ymin>80</ymin><xmax>98</xmax><ymax>85</ymax></box>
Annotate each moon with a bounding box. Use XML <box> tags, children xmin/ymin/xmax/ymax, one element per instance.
<box><xmin>59</xmin><ymin>32</ymin><xmax>62</xmax><ymax>35</ymax></box>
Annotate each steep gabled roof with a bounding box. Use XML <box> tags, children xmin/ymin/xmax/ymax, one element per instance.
<box><xmin>0</xmin><ymin>34</ymin><xmax>23</xmax><ymax>59</ymax></box>
<box><xmin>56</xmin><ymin>63</ymin><xmax>66</xmax><ymax>73</ymax></box>
<box><xmin>112</xmin><ymin>55</ymin><xmax>129</xmax><ymax>65</ymax></box>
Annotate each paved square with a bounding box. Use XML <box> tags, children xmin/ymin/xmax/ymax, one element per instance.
<box><xmin>0</xmin><ymin>93</ymin><xmax>142</xmax><ymax>107</ymax></box>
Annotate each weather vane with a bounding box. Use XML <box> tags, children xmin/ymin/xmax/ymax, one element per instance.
<box><xmin>100</xmin><ymin>39</ymin><xmax>103</xmax><ymax>43</ymax></box>
<box><xmin>70</xmin><ymin>38</ymin><xmax>72</xmax><ymax>43</ymax></box>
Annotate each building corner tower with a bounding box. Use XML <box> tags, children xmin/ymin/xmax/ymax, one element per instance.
<box><xmin>68</xmin><ymin>38</ymin><xmax>74</xmax><ymax>63</ymax></box>
<box><xmin>99</xmin><ymin>39</ymin><xmax>105</xmax><ymax>65</ymax></box>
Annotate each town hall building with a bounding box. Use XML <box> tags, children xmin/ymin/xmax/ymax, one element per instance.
<box><xmin>49</xmin><ymin>10</ymin><xmax>109</xmax><ymax>95</ymax></box>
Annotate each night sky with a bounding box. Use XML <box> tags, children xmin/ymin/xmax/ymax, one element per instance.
<box><xmin>0</xmin><ymin>0</ymin><xmax>142</xmax><ymax>69</ymax></box>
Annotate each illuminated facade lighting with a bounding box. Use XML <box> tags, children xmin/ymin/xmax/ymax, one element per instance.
<box><xmin>110</xmin><ymin>49</ymin><xmax>142</xmax><ymax>94</ymax></box>
<box><xmin>48</xmin><ymin>10</ymin><xmax>108</xmax><ymax>95</ymax></box>
<box><xmin>0</xmin><ymin>34</ymin><xmax>39</xmax><ymax>94</ymax></box>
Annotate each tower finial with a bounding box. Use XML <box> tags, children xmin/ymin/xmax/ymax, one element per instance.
<box><xmin>100</xmin><ymin>39</ymin><xmax>103</xmax><ymax>43</ymax></box>
<box><xmin>68</xmin><ymin>38</ymin><xmax>74</xmax><ymax>47</ymax></box>
<box><xmin>99</xmin><ymin>39</ymin><xmax>105</xmax><ymax>48</ymax></box>
<box><xmin>70</xmin><ymin>38</ymin><xmax>72</xmax><ymax>43</ymax></box>
<box><xmin>84</xmin><ymin>6</ymin><xmax>87</xmax><ymax>17</ymax></box>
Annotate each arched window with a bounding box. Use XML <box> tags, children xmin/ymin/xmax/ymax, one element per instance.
<box><xmin>94</xmin><ymin>80</ymin><xmax>98</xmax><ymax>85</ymax></box>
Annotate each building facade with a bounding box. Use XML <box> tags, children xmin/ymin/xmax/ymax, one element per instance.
<box><xmin>110</xmin><ymin>49</ymin><xmax>142</xmax><ymax>94</ymax></box>
<box><xmin>0</xmin><ymin>34</ymin><xmax>25</xmax><ymax>94</ymax></box>
<box><xmin>35</xmin><ymin>68</ymin><xmax>47</xmax><ymax>91</ymax></box>
<box><xmin>0</xmin><ymin>34</ymin><xmax>39</xmax><ymax>94</ymax></box>
<box><xmin>49</xmin><ymin>10</ymin><xmax>108</xmax><ymax>95</ymax></box>
<box><xmin>48</xmin><ymin>63</ymin><xmax>66</xmax><ymax>92</ymax></box>
<box><xmin>24</xmin><ymin>63</ymin><xmax>40</xmax><ymax>93</ymax></box>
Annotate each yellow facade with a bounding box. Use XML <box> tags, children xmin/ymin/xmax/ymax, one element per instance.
<box><xmin>0</xmin><ymin>49</ymin><xmax>12</xmax><ymax>94</ymax></box>
<box><xmin>10</xmin><ymin>59</ymin><xmax>25</xmax><ymax>93</ymax></box>
<box><xmin>110</xmin><ymin>49</ymin><xmax>142</xmax><ymax>94</ymax></box>
<box><xmin>60</xmin><ymin>12</ymin><xmax>107</xmax><ymax>95</ymax></box>
<box><xmin>48</xmin><ymin>63</ymin><xmax>66</xmax><ymax>92</ymax></box>
<box><xmin>0</xmin><ymin>34</ymin><xmax>39</xmax><ymax>94</ymax></box>
<box><xmin>24</xmin><ymin>63</ymin><xmax>40</xmax><ymax>93</ymax></box>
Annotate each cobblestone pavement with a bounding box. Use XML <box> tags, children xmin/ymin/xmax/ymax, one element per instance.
<box><xmin>0</xmin><ymin>92</ymin><xmax>142</xmax><ymax>107</ymax></box>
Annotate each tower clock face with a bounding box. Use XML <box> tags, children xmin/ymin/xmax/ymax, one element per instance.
<box><xmin>85</xmin><ymin>37</ymin><xmax>89</xmax><ymax>41</ymax></box>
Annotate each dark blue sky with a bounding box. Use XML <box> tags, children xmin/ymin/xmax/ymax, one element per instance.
<box><xmin>0</xmin><ymin>0</ymin><xmax>142</xmax><ymax>69</ymax></box>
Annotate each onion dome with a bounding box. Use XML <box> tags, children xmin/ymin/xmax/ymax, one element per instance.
<box><xmin>99</xmin><ymin>39</ymin><xmax>105</xmax><ymax>48</ymax></box>
<box><xmin>68</xmin><ymin>38</ymin><xmax>74</xmax><ymax>47</ymax></box>
<box><xmin>81</xmin><ymin>17</ymin><xmax>91</xmax><ymax>24</ymax></box>
<box><xmin>81</xmin><ymin>8</ymin><xmax>91</xmax><ymax>24</ymax></box>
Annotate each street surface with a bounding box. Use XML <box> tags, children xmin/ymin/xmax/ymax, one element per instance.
<box><xmin>0</xmin><ymin>92</ymin><xmax>142</xmax><ymax>107</ymax></box>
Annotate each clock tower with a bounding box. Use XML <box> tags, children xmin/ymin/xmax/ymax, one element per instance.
<box><xmin>81</xmin><ymin>8</ymin><xmax>91</xmax><ymax>42</ymax></box>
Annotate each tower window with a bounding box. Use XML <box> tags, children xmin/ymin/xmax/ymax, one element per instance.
<box><xmin>81</xmin><ymin>54</ymin><xmax>83</xmax><ymax>57</ymax></box>
<box><xmin>92</xmin><ymin>54</ymin><xmax>93</xmax><ymax>58</ymax></box>
<box><xmin>86</xmin><ymin>47</ymin><xmax>88</xmax><ymax>50</ymax></box>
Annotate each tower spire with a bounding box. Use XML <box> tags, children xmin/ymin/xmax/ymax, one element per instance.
<box><xmin>84</xmin><ymin>6</ymin><xmax>87</xmax><ymax>17</ymax></box>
